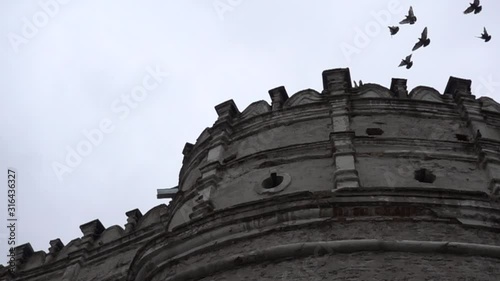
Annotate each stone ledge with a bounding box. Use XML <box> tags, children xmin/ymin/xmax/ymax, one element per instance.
<box><xmin>170</xmin><ymin>188</ymin><xmax>500</xmax><ymax>235</ymax></box>
<box><xmin>160</xmin><ymin>239</ymin><xmax>500</xmax><ymax>281</ymax></box>
<box><xmin>131</xmin><ymin>189</ymin><xmax>500</xmax><ymax>281</ymax></box>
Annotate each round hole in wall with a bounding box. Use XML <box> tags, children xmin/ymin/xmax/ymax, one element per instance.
<box><xmin>261</xmin><ymin>173</ymin><xmax>284</xmax><ymax>189</ymax></box>
<box><xmin>254</xmin><ymin>172</ymin><xmax>291</xmax><ymax>195</ymax></box>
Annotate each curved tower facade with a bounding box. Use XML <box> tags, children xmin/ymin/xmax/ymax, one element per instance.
<box><xmin>2</xmin><ymin>68</ymin><xmax>500</xmax><ymax>280</ymax></box>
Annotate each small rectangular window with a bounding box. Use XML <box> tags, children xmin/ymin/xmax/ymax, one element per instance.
<box><xmin>366</xmin><ymin>128</ymin><xmax>384</xmax><ymax>136</ymax></box>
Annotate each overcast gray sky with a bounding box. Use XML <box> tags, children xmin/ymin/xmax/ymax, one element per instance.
<box><xmin>1</xmin><ymin>0</ymin><xmax>499</xmax><ymax>263</ymax></box>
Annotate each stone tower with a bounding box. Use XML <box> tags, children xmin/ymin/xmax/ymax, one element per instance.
<box><xmin>2</xmin><ymin>68</ymin><xmax>500</xmax><ymax>280</ymax></box>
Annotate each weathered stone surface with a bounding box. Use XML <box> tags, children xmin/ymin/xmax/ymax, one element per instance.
<box><xmin>198</xmin><ymin>253</ymin><xmax>500</xmax><ymax>281</ymax></box>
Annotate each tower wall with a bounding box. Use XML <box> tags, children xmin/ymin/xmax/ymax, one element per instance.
<box><xmin>3</xmin><ymin>69</ymin><xmax>500</xmax><ymax>281</ymax></box>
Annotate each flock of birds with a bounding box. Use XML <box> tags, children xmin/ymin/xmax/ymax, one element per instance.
<box><xmin>387</xmin><ymin>1</ymin><xmax>492</xmax><ymax>70</ymax></box>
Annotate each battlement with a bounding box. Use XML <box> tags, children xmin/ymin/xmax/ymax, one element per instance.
<box><xmin>3</xmin><ymin>68</ymin><xmax>500</xmax><ymax>281</ymax></box>
<box><xmin>177</xmin><ymin>68</ymin><xmax>500</xmax><ymax>196</ymax></box>
<box><xmin>0</xmin><ymin>204</ymin><xmax>168</xmax><ymax>276</ymax></box>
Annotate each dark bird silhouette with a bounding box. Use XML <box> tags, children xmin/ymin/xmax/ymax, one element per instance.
<box><xmin>412</xmin><ymin>27</ymin><xmax>431</xmax><ymax>51</ymax></box>
<box><xmin>476</xmin><ymin>129</ymin><xmax>482</xmax><ymax>139</ymax></box>
<box><xmin>478</xmin><ymin>27</ymin><xmax>491</xmax><ymax>42</ymax></box>
<box><xmin>389</xmin><ymin>26</ymin><xmax>399</xmax><ymax>36</ymax></box>
<box><xmin>464</xmin><ymin>0</ymin><xmax>482</xmax><ymax>14</ymax></box>
<box><xmin>398</xmin><ymin>54</ymin><xmax>413</xmax><ymax>69</ymax></box>
<box><xmin>353</xmin><ymin>80</ymin><xmax>363</xmax><ymax>87</ymax></box>
<box><xmin>400</xmin><ymin>6</ymin><xmax>417</xmax><ymax>25</ymax></box>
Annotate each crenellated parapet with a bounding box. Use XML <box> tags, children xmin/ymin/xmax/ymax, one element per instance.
<box><xmin>445</xmin><ymin>76</ymin><xmax>473</xmax><ymax>97</ymax></box>
<box><xmin>268</xmin><ymin>86</ymin><xmax>289</xmax><ymax>110</ymax></box>
<box><xmin>322</xmin><ymin>68</ymin><xmax>352</xmax><ymax>94</ymax></box>
<box><xmin>124</xmin><ymin>209</ymin><xmax>143</xmax><ymax>233</ymax></box>
<box><xmin>14</xmin><ymin>243</ymin><xmax>34</xmax><ymax>271</ymax></box>
<box><xmin>0</xmin><ymin>204</ymin><xmax>169</xmax><ymax>280</ymax></box>
<box><xmin>390</xmin><ymin>78</ymin><xmax>408</xmax><ymax>98</ymax></box>
<box><xmin>5</xmin><ymin>67</ymin><xmax>500</xmax><ymax>281</ymax></box>
<box><xmin>165</xmin><ymin>68</ymin><xmax>500</xmax><ymax>233</ymax></box>
<box><xmin>80</xmin><ymin>219</ymin><xmax>105</xmax><ymax>244</ymax></box>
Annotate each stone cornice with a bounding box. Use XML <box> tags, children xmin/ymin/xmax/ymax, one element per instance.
<box><xmin>350</xmin><ymin>100</ymin><xmax>459</xmax><ymax>118</ymax></box>
<box><xmin>354</xmin><ymin>138</ymin><xmax>478</xmax><ymax>160</ymax></box>
<box><xmin>178</xmin><ymin>108</ymin><xmax>332</xmax><ymax>185</ymax></box>
<box><xmin>161</xmin><ymin>239</ymin><xmax>500</xmax><ymax>281</ymax></box>
<box><xmin>129</xmin><ymin>187</ymin><xmax>500</xmax><ymax>281</ymax></box>
<box><xmin>223</xmin><ymin>141</ymin><xmax>332</xmax><ymax>168</ymax></box>
<box><xmin>232</xmin><ymin>104</ymin><xmax>331</xmax><ymax>138</ymax></box>
<box><xmin>167</xmin><ymin>188</ymin><xmax>500</xmax><ymax>243</ymax></box>
<box><xmin>166</xmin><ymin>142</ymin><xmax>334</xmax><ymax>228</ymax></box>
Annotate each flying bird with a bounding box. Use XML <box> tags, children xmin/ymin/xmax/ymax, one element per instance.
<box><xmin>464</xmin><ymin>0</ymin><xmax>482</xmax><ymax>14</ymax></box>
<box><xmin>389</xmin><ymin>26</ymin><xmax>399</xmax><ymax>36</ymax></box>
<box><xmin>478</xmin><ymin>27</ymin><xmax>491</xmax><ymax>42</ymax></box>
<box><xmin>400</xmin><ymin>6</ymin><xmax>417</xmax><ymax>25</ymax></box>
<box><xmin>398</xmin><ymin>54</ymin><xmax>413</xmax><ymax>69</ymax></box>
<box><xmin>412</xmin><ymin>27</ymin><xmax>431</xmax><ymax>51</ymax></box>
